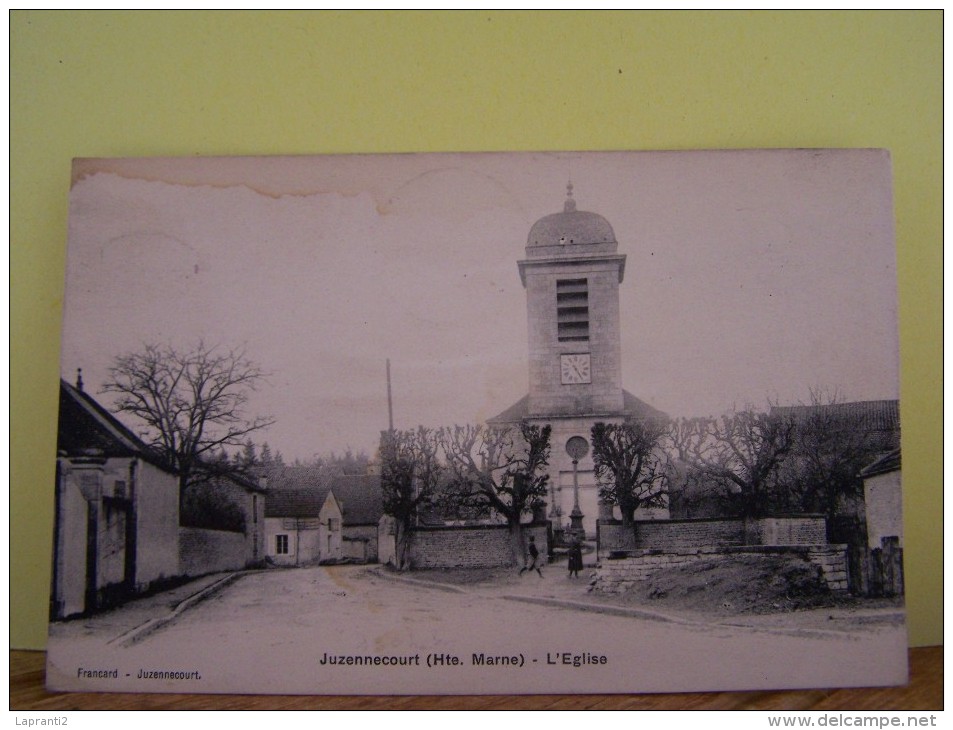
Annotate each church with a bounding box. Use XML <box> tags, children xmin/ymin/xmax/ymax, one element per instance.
<box><xmin>490</xmin><ymin>184</ymin><xmax>668</xmax><ymax>537</ymax></box>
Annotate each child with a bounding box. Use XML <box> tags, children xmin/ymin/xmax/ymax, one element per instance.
<box><xmin>519</xmin><ymin>535</ymin><xmax>543</xmax><ymax>577</ymax></box>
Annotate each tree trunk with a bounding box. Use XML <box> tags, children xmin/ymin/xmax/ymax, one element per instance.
<box><xmin>509</xmin><ymin>520</ymin><xmax>525</xmax><ymax>567</ymax></box>
<box><xmin>395</xmin><ymin>520</ymin><xmax>411</xmax><ymax>572</ymax></box>
<box><xmin>620</xmin><ymin>509</ymin><xmax>636</xmax><ymax>551</ymax></box>
<box><xmin>178</xmin><ymin>474</ymin><xmax>190</xmax><ymax>516</ymax></box>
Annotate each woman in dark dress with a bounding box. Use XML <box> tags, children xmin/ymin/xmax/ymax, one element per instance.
<box><xmin>568</xmin><ymin>540</ymin><xmax>583</xmax><ymax>578</ymax></box>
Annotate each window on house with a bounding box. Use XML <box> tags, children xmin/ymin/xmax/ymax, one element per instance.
<box><xmin>253</xmin><ymin>495</ymin><xmax>258</xmax><ymax>523</ymax></box>
<box><xmin>557</xmin><ymin>278</ymin><xmax>589</xmax><ymax>342</ymax></box>
<box><xmin>328</xmin><ymin>518</ymin><xmax>340</xmax><ymax>531</ymax></box>
<box><xmin>276</xmin><ymin>534</ymin><xmax>289</xmax><ymax>554</ymax></box>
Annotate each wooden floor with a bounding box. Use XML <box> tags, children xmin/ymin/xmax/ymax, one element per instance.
<box><xmin>11</xmin><ymin>647</ymin><xmax>942</xmax><ymax>710</ymax></box>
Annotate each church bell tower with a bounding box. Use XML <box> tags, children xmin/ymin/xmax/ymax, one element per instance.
<box><xmin>518</xmin><ymin>183</ymin><xmax>626</xmax><ymax>418</ymax></box>
<box><xmin>491</xmin><ymin>184</ymin><xmax>664</xmax><ymax>537</ymax></box>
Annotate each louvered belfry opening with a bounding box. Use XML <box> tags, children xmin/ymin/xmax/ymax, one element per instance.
<box><xmin>557</xmin><ymin>278</ymin><xmax>589</xmax><ymax>342</ymax></box>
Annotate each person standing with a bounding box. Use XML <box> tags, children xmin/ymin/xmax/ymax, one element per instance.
<box><xmin>519</xmin><ymin>535</ymin><xmax>543</xmax><ymax>577</ymax></box>
<box><xmin>568</xmin><ymin>539</ymin><xmax>583</xmax><ymax>579</ymax></box>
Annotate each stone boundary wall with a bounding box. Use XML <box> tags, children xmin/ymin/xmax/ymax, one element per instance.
<box><xmin>598</xmin><ymin>515</ymin><xmax>827</xmax><ymax>553</ymax></box>
<box><xmin>593</xmin><ymin>545</ymin><xmax>849</xmax><ymax>594</ymax></box>
<box><xmin>408</xmin><ymin>523</ymin><xmax>550</xmax><ymax>569</ymax></box>
<box><xmin>179</xmin><ymin>527</ymin><xmax>250</xmax><ymax>577</ymax></box>
<box><xmin>635</xmin><ymin>519</ymin><xmax>744</xmax><ymax>551</ymax></box>
<box><xmin>746</xmin><ymin>516</ymin><xmax>827</xmax><ymax>546</ymax></box>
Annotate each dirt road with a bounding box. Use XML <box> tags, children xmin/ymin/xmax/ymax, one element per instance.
<box><xmin>46</xmin><ymin>565</ymin><xmax>908</xmax><ymax>695</ymax></box>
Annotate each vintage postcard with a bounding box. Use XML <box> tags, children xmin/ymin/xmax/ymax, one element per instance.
<box><xmin>47</xmin><ymin>150</ymin><xmax>906</xmax><ymax>695</ymax></box>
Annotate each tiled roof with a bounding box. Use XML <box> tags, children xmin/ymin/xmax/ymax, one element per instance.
<box><xmin>487</xmin><ymin>394</ymin><xmax>531</xmax><ymax>424</ymax></box>
<box><xmin>488</xmin><ymin>390</ymin><xmax>668</xmax><ymax>424</ymax></box>
<box><xmin>329</xmin><ymin>474</ymin><xmax>383</xmax><ymax>526</ymax></box>
<box><xmin>264</xmin><ymin>487</ymin><xmax>331</xmax><ymax>518</ymax></box>
<box><xmin>770</xmin><ymin>400</ymin><xmax>900</xmax><ymax>434</ymax></box>
<box><xmin>201</xmin><ymin>467</ymin><xmax>267</xmax><ymax>494</ymax></box>
<box><xmin>57</xmin><ymin>379</ymin><xmax>173</xmax><ymax>471</ymax></box>
<box><xmin>859</xmin><ymin>449</ymin><xmax>901</xmax><ymax>478</ymax></box>
<box><xmin>263</xmin><ymin>476</ymin><xmax>382</xmax><ymax>524</ymax></box>
<box><xmin>279</xmin><ymin>465</ymin><xmax>328</xmax><ymax>491</ymax></box>
<box><xmin>622</xmin><ymin>390</ymin><xmax>668</xmax><ymax>421</ymax></box>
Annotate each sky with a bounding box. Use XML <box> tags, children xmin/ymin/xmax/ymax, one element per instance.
<box><xmin>60</xmin><ymin>150</ymin><xmax>900</xmax><ymax>462</ymax></box>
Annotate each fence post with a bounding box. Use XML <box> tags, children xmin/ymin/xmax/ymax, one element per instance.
<box><xmin>869</xmin><ymin>547</ymin><xmax>884</xmax><ymax>597</ymax></box>
<box><xmin>848</xmin><ymin>545</ymin><xmax>870</xmax><ymax>596</ymax></box>
<box><xmin>881</xmin><ymin>536</ymin><xmax>903</xmax><ymax>597</ymax></box>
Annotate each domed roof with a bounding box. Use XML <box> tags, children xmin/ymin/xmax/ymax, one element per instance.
<box><xmin>527</xmin><ymin>183</ymin><xmax>616</xmax><ymax>247</ymax></box>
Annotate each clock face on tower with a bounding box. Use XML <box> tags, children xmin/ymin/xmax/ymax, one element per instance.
<box><xmin>560</xmin><ymin>353</ymin><xmax>592</xmax><ymax>384</ymax></box>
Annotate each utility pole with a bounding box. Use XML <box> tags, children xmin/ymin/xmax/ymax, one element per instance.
<box><xmin>386</xmin><ymin>358</ymin><xmax>394</xmax><ymax>433</ymax></box>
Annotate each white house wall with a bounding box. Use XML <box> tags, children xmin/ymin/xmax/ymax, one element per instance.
<box><xmin>864</xmin><ymin>470</ymin><xmax>903</xmax><ymax>550</ymax></box>
<box><xmin>319</xmin><ymin>496</ymin><xmax>343</xmax><ymax>562</ymax></box>
<box><xmin>264</xmin><ymin>517</ymin><xmax>295</xmax><ymax>565</ymax></box>
<box><xmin>126</xmin><ymin>458</ymin><xmax>179</xmax><ymax>589</ymax></box>
<box><xmin>264</xmin><ymin>517</ymin><xmax>325</xmax><ymax>566</ymax></box>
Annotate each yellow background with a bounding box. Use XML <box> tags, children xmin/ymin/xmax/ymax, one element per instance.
<box><xmin>11</xmin><ymin>11</ymin><xmax>942</xmax><ymax>649</ymax></box>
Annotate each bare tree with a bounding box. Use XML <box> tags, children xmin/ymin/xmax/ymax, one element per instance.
<box><xmin>379</xmin><ymin>427</ymin><xmax>443</xmax><ymax>571</ymax></box>
<box><xmin>102</xmin><ymin>341</ymin><xmax>274</xmax><ymax>494</ymax></box>
<box><xmin>440</xmin><ymin>422</ymin><xmax>551</xmax><ymax>565</ymax></box>
<box><xmin>779</xmin><ymin>389</ymin><xmax>892</xmax><ymax>529</ymax></box>
<box><xmin>686</xmin><ymin>407</ymin><xmax>797</xmax><ymax>518</ymax></box>
<box><xmin>590</xmin><ymin>419</ymin><xmax>670</xmax><ymax>530</ymax></box>
<box><xmin>662</xmin><ymin>417</ymin><xmax>727</xmax><ymax>518</ymax></box>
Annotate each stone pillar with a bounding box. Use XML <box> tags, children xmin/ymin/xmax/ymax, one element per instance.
<box><xmin>71</xmin><ymin>449</ymin><xmax>107</xmax><ymax>615</ymax></box>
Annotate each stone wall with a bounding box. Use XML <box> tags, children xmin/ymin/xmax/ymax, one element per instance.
<box><xmin>635</xmin><ymin>519</ymin><xmax>745</xmax><ymax>550</ymax></box>
<box><xmin>746</xmin><ymin>515</ymin><xmax>827</xmax><ymax>546</ymax></box>
<box><xmin>179</xmin><ymin>527</ymin><xmax>249</xmax><ymax>576</ymax></box>
<box><xmin>594</xmin><ymin>545</ymin><xmax>849</xmax><ymax>594</ymax></box>
<box><xmin>598</xmin><ymin>515</ymin><xmax>828</xmax><ymax>554</ymax></box>
<box><xmin>807</xmin><ymin>545</ymin><xmax>850</xmax><ymax>591</ymax></box>
<box><xmin>407</xmin><ymin>523</ymin><xmax>550</xmax><ymax>569</ymax></box>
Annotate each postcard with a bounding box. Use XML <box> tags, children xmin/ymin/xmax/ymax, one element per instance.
<box><xmin>46</xmin><ymin>150</ymin><xmax>906</xmax><ymax>694</ymax></box>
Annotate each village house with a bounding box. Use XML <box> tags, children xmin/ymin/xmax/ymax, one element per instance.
<box><xmin>771</xmin><ymin>399</ymin><xmax>901</xmax><ymax>538</ymax></box>
<box><xmin>52</xmin><ymin>376</ymin><xmax>266</xmax><ymax>619</ymax></box>
<box><xmin>53</xmin><ymin>377</ymin><xmax>180</xmax><ymax>619</ymax></box>
<box><xmin>856</xmin><ymin>448</ymin><xmax>903</xmax><ymax>596</ymax></box>
<box><xmin>860</xmin><ymin>448</ymin><xmax>902</xmax><ymax>550</ymax></box>
<box><xmin>330</xmin><ymin>474</ymin><xmax>384</xmax><ymax>563</ymax></box>
<box><xmin>264</xmin><ymin>486</ymin><xmax>336</xmax><ymax>566</ymax></box>
<box><xmin>264</xmin><ymin>474</ymin><xmax>383</xmax><ymax>565</ymax></box>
